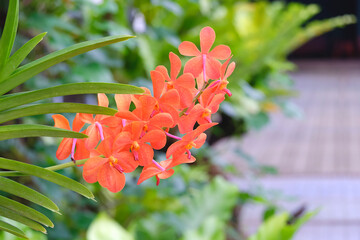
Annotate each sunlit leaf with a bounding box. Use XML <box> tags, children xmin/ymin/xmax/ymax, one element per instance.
<box><xmin>0</xmin><ymin>0</ymin><xmax>19</xmax><ymax>68</ymax></box>
<box><xmin>0</xmin><ymin>32</ymin><xmax>47</xmax><ymax>80</ymax></box>
<box><xmin>0</xmin><ymin>177</ymin><xmax>59</xmax><ymax>212</ymax></box>
<box><xmin>0</xmin><ymin>103</ymin><xmax>117</xmax><ymax>124</ymax></box>
<box><xmin>0</xmin><ymin>206</ymin><xmax>47</xmax><ymax>233</ymax></box>
<box><xmin>0</xmin><ymin>157</ymin><xmax>94</xmax><ymax>200</ymax></box>
<box><xmin>0</xmin><ymin>196</ymin><xmax>53</xmax><ymax>228</ymax></box>
<box><xmin>0</xmin><ymin>35</ymin><xmax>134</xmax><ymax>95</ymax></box>
<box><xmin>0</xmin><ymin>219</ymin><xmax>27</xmax><ymax>239</ymax></box>
<box><xmin>0</xmin><ymin>83</ymin><xmax>143</xmax><ymax>112</ymax></box>
<box><xmin>0</xmin><ymin>124</ymin><xmax>87</xmax><ymax>141</ymax></box>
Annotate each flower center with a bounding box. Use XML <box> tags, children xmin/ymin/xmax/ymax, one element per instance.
<box><xmin>202</xmin><ymin>108</ymin><xmax>212</xmax><ymax>118</ymax></box>
<box><xmin>185</xmin><ymin>141</ymin><xmax>196</xmax><ymax>150</ymax></box>
<box><xmin>109</xmin><ymin>156</ymin><xmax>118</xmax><ymax>166</ymax></box>
<box><xmin>167</xmin><ymin>81</ymin><xmax>175</xmax><ymax>90</ymax></box>
<box><xmin>219</xmin><ymin>80</ymin><xmax>229</xmax><ymax>90</ymax></box>
<box><xmin>143</xmin><ymin>124</ymin><xmax>148</xmax><ymax>132</ymax></box>
<box><xmin>131</xmin><ymin>141</ymin><xmax>140</xmax><ymax>151</ymax></box>
<box><xmin>154</xmin><ymin>102</ymin><xmax>160</xmax><ymax>111</ymax></box>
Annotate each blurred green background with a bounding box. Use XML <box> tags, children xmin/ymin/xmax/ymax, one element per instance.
<box><xmin>0</xmin><ymin>0</ymin><xmax>356</xmax><ymax>239</ymax></box>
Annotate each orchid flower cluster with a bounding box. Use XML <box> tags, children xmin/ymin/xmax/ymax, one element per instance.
<box><xmin>53</xmin><ymin>27</ymin><xmax>235</xmax><ymax>192</ymax></box>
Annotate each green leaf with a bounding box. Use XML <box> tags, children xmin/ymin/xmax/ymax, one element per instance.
<box><xmin>179</xmin><ymin>177</ymin><xmax>238</xmax><ymax>231</ymax></box>
<box><xmin>0</xmin><ymin>103</ymin><xmax>117</xmax><ymax>124</ymax></box>
<box><xmin>0</xmin><ymin>35</ymin><xmax>134</xmax><ymax>95</ymax></box>
<box><xmin>87</xmin><ymin>213</ymin><xmax>134</xmax><ymax>240</ymax></box>
<box><xmin>0</xmin><ymin>158</ymin><xmax>94</xmax><ymax>200</ymax></box>
<box><xmin>0</xmin><ymin>32</ymin><xmax>47</xmax><ymax>81</ymax></box>
<box><xmin>0</xmin><ymin>195</ymin><xmax>53</xmax><ymax>228</ymax></box>
<box><xmin>0</xmin><ymin>83</ymin><xmax>143</xmax><ymax>112</ymax></box>
<box><xmin>0</xmin><ymin>219</ymin><xmax>27</xmax><ymax>239</ymax></box>
<box><xmin>248</xmin><ymin>213</ymin><xmax>289</xmax><ymax>240</ymax></box>
<box><xmin>0</xmin><ymin>177</ymin><xmax>59</xmax><ymax>212</ymax></box>
<box><xmin>0</xmin><ymin>124</ymin><xmax>87</xmax><ymax>141</ymax></box>
<box><xmin>0</xmin><ymin>0</ymin><xmax>19</xmax><ymax>68</ymax></box>
<box><xmin>0</xmin><ymin>206</ymin><xmax>47</xmax><ymax>233</ymax></box>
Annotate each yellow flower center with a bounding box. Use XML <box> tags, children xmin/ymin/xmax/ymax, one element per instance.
<box><xmin>131</xmin><ymin>141</ymin><xmax>140</xmax><ymax>151</ymax></box>
<box><xmin>167</xmin><ymin>81</ymin><xmax>174</xmax><ymax>90</ymax></box>
<box><xmin>219</xmin><ymin>80</ymin><xmax>229</xmax><ymax>90</ymax></box>
<box><xmin>202</xmin><ymin>108</ymin><xmax>212</xmax><ymax>118</ymax></box>
<box><xmin>185</xmin><ymin>141</ymin><xmax>196</xmax><ymax>150</ymax></box>
<box><xmin>109</xmin><ymin>156</ymin><xmax>118</xmax><ymax>166</ymax></box>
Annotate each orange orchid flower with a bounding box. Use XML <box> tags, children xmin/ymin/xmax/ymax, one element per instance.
<box><xmin>207</xmin><ymin>57</ymin><xmax>235</xmax><ymax>97</ymax></box>
<box><xmin>178</xmin><ymin>26</ymin><xmax>231</xmax><ymax>80</ymax></box>
<box><xmin>79</xmin><ymin>94</ymin><xmax>119</xmax><ymax>149</ymax></box>
<box><xmin>83</xmin><ymin>137</ymin><xmax>138</xmax><ymax>193</ymax></box>
<box><xmin>156</xmin><ymin>52</ymin><xmax>196</xmax><ymax>108</ymax></box>
<box><xmin>166</xmin><ymin>122</ymin><xmax>217</xmax><ymax>159</ymax></box>
<box><xmin>52</xmin><ymin>114</ymin><xmax>89</xmax><ymax>161</ymax></box>
<box><xmin>137</xmin><ymin>154</ymin><xmax>196</xmax><ymax>185</ymax></box>
<box><xmin>114</xmin><ymin>121</ymin><xmax>166</xmax><ymax>166</ymax></box>
<box><xmin>116</xmin><ymin>95</ymin><xmax>174</xmax><ymax>132</ymax></box>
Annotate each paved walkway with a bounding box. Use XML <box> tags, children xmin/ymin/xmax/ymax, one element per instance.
<box><xmin>214</xmin><ymin>60</ymin><xmax>360</xmax><ymax>239</ymax></box>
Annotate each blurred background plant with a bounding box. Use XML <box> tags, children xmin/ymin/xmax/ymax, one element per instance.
<box><xmin>0</xmin><ymin>0</ymin><xmax>356</xmax><ymax>239</ymax></box>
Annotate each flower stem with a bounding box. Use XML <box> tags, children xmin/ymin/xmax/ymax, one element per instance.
<box><xmin>0</xmin><ymin>159</ymin><xmax>88</xmax><ymax>177</ymax></box>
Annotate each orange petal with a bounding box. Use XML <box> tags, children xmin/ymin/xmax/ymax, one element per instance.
<box><xmin>131</xmin><ymin>121</ymin><xmax>145</xmax><ymax>140</ymax></box>
<box><xmin>115</xmin><ymin>94</ymin><xmax>132</xmax><ymax>111</ymax></box>
<box><xmin>52</xmin><ymin>114</ymin><xmax>70</xmax><ymax>130</ymax></box>
<box><xmin>137</xmin><ymin>166</ymin><xmax>161</xmax><ymax>185</ymax></box>
<box><xmin>209</xmin><ymin>93</ymin><xmax>225</xmax><ymax>113</ymax></box>
<box><xmin>206</xmin><ymin>57</ymin><xmax>221</xmax><ymax>80</ymax></box>
<box><xmin>155</xmin><ymin>65</ymin><xmax>170</xmax><ymax>81</ymax></box>
<box><xmin>97</xmin><ymin>93</ymin><xmax>109</xmax><ymax>107</ymax></box>
<box><xmin>113</xmin><ymin>131</ymin><xmax>132</xmax><ymax>150</ymax></box>
<box><xmin>178</xmin><ymin>41</ymin><xmax>200</xmax><ymax>56</ymax></box>
<box><xmin>56</xmin><ymin>138</ymin><xmax>72</xmax><ymax>160</ymax></box>
<box><xmin>158</xmin><ymin>169</ymin><xmax>174</xmax><ymax>179</ymax></box>
<box><xmin>176</xmin><ymin>86</ymin><xmax>195</xmax><ymax>109</ymax></box>
<box><xmin>101</xmin><ymin>116</ymin><xmax>122</xmax><ymax>128</ymax></box>
<box><xmin>194</xmin><ymin>133</ymin><xmax>207</xmax><ymax>148</ymax></box>
<box><xmin>160</xmin><ymin>89</ymin><xmax>180</xmax><ymax>108</ymax></box>
<box><xmin>74</xmin><ymin>139</ymin><xmax>90</xmax><ymax>160</ymax></box>
<box><xmin>166</xmin><ymin>141</ymin><xmax>187</xmax><ymax>158</ymax></box>
<box><xmin>138</xmin><ymin>143</ymin><xmax>154</xmax><ymax>166</ymax></box>
<box><xmin>170</xmin><ymin>154</ymin><xmax>196</xmax><ymax>167</ymax></box>
<box><xmin>114</xmin><ymin>151</ymin><xmax>138</xmax><ymax>173</ymax></box>
<box><xmin>159</xmin><ymin>104</ymin><xmax>179</xmax><ymax>127</ymax></box>
<box><xmin>149</xmin><ymin>113</ymin><xmax>173</xmax><ymax>129</ymax></box>
<box><xmin>139</xmin><ymin>96</ymin><xmax>156</xmax><ymax>120</ymax></box>
<box><xmin>85</xmin><ymin>124</ymin><xmax>101</xmax><ymax>150</ymax></box>
<box><xmin>142</xmin><ymin>130</ymin><xmax>166</xmax><ymax>150</ymax></box>
<box><xmin>200</xmin><ymin>26</ymin><xmax>215</xmax><ymax>53</ymax></box>
<box><xmin>72</xmin><ymin>113</ymin><xmax>85</xmax><ymax>132</ymax></box>
<box><xmin>169</xmin><ymin>52</ymin><xmax>181</xmax><ymax>80</ymax></box>
<box><xmin>178</xmin><ymin>104</ymin><xmax>204</xmax><ymax>134</ymax></box>
<box><xmin>225</xmin><ymin>62</ymin><xmax>236</xmax><ymax>79</ymax></box>
<box><xmin>82</xmin><ymin>156</ymin><xmax>108</xmax><ymax>183</ymax></box>
<box><xmin>98</xmin><ymin>163</ymin><xmax>126</xmax><ymax>192</ymax></box>
<box><xmin>116</xmin><ymin>111</ymin><xmax>141</xmax><ymax>121</ymax></box>
<box><xmin>176</xmin><ymin>73</ymin><xmax>195</xmax><ymax>89</ymax></box>
<box><xmin>79</xmin><ymin>113</ymin><xmax>94</xmax><ymax>124</ymax></box>
<box><xmin>184</xmin><ymin>56</ymin><xmax>202</xmax><ymax>79</ymax></box>
<box><xmin>209</xmin><ymin>45</ymin><xmax>231</xmax><ymax>60</ymax></box>
<box><xmin>96</xmin><ymin>137</ymin><xmax>113</xmax><ymax>157</ymax></box>
<box><xmin>151</xmin><ymin>70</ymin><xmax>165</xmax><ymax>99</ymax></box>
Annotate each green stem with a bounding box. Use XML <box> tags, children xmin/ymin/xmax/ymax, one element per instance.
<box><xmin>0</xmin><ymin>159</ymin><xmax>88</xmax><ymax>177</ymax></box>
